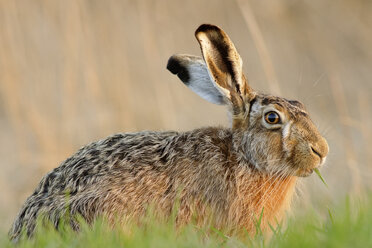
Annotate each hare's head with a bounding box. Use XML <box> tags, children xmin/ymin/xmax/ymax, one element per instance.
<box><xmin>167</xmin><ymin>24</ymin><xmax>328</xmax><ymax>177</ymax></box>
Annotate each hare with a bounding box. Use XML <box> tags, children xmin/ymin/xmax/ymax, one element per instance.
<box><xmin>9</xmin><ymin>24</ymin><xmax>328</xmax><ymax>241</ymax></box>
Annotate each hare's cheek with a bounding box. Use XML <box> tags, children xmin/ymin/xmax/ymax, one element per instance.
<box><xmin>281</xmin><ymin>140</ymin><xmax>299</xmax><ymax>167</ymax></box>
<box><xmin>289</xmin><ymin>142</ymin><xmax>314</xmax><ymax>170</ymax></box>
<box><xmin>282</xmin><ymin>136</ymin><xmax>296</xmax><ymax>156</ymax></box>
<box><xmin>263</xmin><ymin>133</ymin><xmax>283</xmax><ymax>169</ymax></box>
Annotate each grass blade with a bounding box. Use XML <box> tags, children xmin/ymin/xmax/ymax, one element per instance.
<box><xmin>314</xmin><ymin>168</ymin><xmax>328</xmax><ymax>187</ymax></box>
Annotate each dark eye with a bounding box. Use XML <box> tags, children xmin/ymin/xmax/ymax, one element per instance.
<box><xmin>265</xmin><ymin>111</ymin><xmax>280</xmax><ymax>124</ymax></box>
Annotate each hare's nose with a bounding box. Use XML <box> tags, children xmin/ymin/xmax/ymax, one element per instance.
<box><xmin>311</xmin><ymin>146</ymin><xmax>322</xmax><ymax>159</ymax></box>
<box><xmin>310</xmin><ymin>137</ymin><xmax>329</xmax><ymax>159</ymax></box>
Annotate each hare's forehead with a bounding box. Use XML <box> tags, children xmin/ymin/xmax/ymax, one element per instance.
<box><xmin>251</xmin><ymin>96</ymin><xmax>308</xmax><ymax>117</ymax></box>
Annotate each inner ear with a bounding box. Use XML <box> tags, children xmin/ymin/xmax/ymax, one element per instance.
<box><xmin>167</xmin><ymin>54</ymin><xmax>226</xmax><ymax>105</ymax></box>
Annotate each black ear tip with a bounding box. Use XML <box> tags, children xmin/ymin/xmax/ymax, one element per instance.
<box><xmin>166</xmin><ymin>56</ymin><xmax>181</xmax><ymax>75</ymax></box>
<box><xmin>166</xmin><ymin>56</ymin><xmax>190</xmax><ymax>83</ymax></box>
<box><xmin>195</xmin><ymin>24</ymin><xmax>220</xmax><ymax>36</ymax></box>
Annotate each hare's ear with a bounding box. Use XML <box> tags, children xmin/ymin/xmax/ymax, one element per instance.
<box><xmin>167</xmin><ymin>54</ymin><xmax>226</xmax><ymax>105</ymax></box>
<box><xmin>195</xmin><ymin>24</ymin><xmax>256</xmax><ymax>127</ymax></box>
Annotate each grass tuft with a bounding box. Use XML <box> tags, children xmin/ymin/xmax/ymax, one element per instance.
<box><xmin>2</xmin><ymin>195</ymin><xmax>372</xmax><ymax>247</ymax></box>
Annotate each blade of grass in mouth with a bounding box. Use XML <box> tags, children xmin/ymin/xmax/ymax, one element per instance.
<box><xmin>314</xmin><ymin>168</ymin><xmax>328</xmax><ymax>187</ymax></box>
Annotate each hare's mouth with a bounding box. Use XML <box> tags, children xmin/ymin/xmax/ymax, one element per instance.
<box><xmin>298</xmin><ymin>168</ymin><xmax>314</xmax><ymax>177</ymax></box>
<box><xmin>296</xmin><ymin>155</ymin><xmax>327</xmax><ymax>177</ymax></box>
<box><xmin>297</xmin><ymin>162</ymin><xmax>324</xmax><ymax>177</ymax></box>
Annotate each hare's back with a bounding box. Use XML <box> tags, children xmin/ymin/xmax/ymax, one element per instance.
<box><xmin>10</xmin><ymin>127</ymin><xmax>235</xmax><ymax>240</ymax></box>
<box><xmin>9</xmin><ymin>131</ymin><xmax>180</xmax><ymax>239</ymax></box>
<box><xmin>37</xmin><ymin>131</ymin><xmax>180</xmax><ymax>196</ymax></box>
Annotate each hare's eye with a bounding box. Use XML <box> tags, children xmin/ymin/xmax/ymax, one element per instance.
<box><xmin>265</xmin><ymin>112</ymin><xmax>280</xmax><ymax>124</ymax></box>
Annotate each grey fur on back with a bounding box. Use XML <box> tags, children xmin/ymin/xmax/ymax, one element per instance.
<box><xmin>9</xmin><ymin>127</ymin><xmax>239</xmax><ymax>240</ymax></box>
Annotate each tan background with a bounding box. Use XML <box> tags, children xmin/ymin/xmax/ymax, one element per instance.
<box><xmin>0</xmin><ymin>0</ymin><xmax>371</xmax><ymax>232</ymax></box>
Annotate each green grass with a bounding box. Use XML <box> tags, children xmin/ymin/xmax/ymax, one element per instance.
<box><xmin>2</xmin><ymin>196</ymin><xmax>372</xmax><ymax>248</ymax></box>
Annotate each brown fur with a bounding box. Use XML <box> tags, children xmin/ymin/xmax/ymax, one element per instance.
<box><xmin>9</xmin><ymin>24</ymin><xmax>328</xmax><ymax>241</ymax></box>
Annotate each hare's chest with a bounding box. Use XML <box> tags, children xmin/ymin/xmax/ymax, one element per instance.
<box><xmin>230</xmin><ymin>174</ymin><xmax>297</xmax><ymax>234</ymax></box>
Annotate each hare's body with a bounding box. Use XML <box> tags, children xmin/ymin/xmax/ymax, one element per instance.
<box><xmin>10</xmin><ymin>127</ymin><xmax>296</xmax><ymax>239</ymax></box>
<box><xmin>10</xmin><ymin>24</ymin><xmax>328</xmax><ymax>241</ymax></box>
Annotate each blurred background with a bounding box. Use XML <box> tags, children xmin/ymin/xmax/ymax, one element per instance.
<box><xmin>0</xmin><ymin>0</ymin><xmax>371</xmax><ymax>232</ymax></box>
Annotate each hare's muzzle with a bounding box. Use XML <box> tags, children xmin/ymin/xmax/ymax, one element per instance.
<box><xmin>297</xmin><ymin>136</ymin><xmax>329</xmax><ymax>177</ymax></box>
<box><xmin>310</xmin><ymin>136</ymin><xmax>329</xmax><ymax>161</ymax></box>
